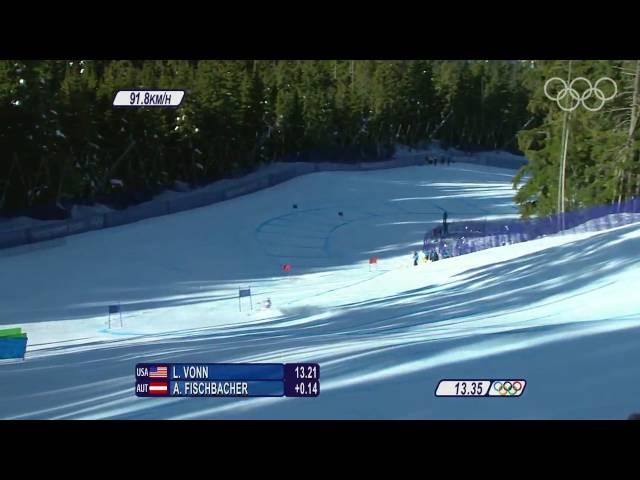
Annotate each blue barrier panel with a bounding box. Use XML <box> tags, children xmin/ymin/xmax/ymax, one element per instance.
<box><xmin>0</xmin><ymin>228</ymin><xmax>30</xmax><ymax>248</ymax></box>
<box><xmin>316</xmin><ymin>163</ymin><xmax>358</xmax><ymax>172</ymax></box>
<box><xmin>224</xmin><ymin>180</ymin><xmax>261</xmax><ymax>200</ymax></box>
<box><xmin>268</xmin><ymin>170</ymin><xmax>298</xmax><ymax>186</ymax></box>
<box><xmin>168</xmin><ymin>195</ymin><xmax>196</xmax><ymax>214</ymax></box>
<box><xmin>67</xmin><ymin>217</ymin><xmax>96</xmax><ymax>235</ymax></box>
<box><xmin>425</xmin><ymin>197</ymin><xmax>640</xmax><ymax>260</ymax></box>
<box><xmin>201</xmin><ymin>190</ymin><xmax>226</xmax><ymax>205</ymax></box>
<box><xmin>29</xmin><ymin>223</ymin><xmax>69</xmax><ymax>242</ymax></box>
<box><xmin>168</xmin><ymin>190</ymin><xmax>226</xmax><ymax>214</ymax></box>
<box><xmin>255</xmin><ymin>177</ymin><xmax>270</xmax><ymax>189</ymax></box>
<box><xmin>105</xmin><ymin>201</ymin><xmax>167</xmax><ymax>227</ymax></box>
<box><xmin>359</xmin><ymin>160</ymin><xmax>398</xmax><ymax>170</ymax></box>
<box><xmin>294</xmin><ymin>164</ymin><xmax>317</xmax><ymax>175</ymax></box>
<box><xmin>0</xmin><ymin>337</ymin><xmax>27</xmax><ymax>359</ymax></box>
<box><xmin>104</xmin><ymin>210</ymin><xmax>129</xmax><ymax>227</ymax></box>
<box><xmin>87</xmin><ymin>214</ymin><xmax>105</xmax><ymax>230</ymax></box>
<box><xmin>126</xmin><ymin>201</ymin><xmax>170</xmax><ymax>222</ymax></box>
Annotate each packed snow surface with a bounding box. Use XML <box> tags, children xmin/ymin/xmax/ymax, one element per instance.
<box><xmin>2</xmin><ymin>161</ymin><xmax>640</xmax><ymax>419</ymax></box>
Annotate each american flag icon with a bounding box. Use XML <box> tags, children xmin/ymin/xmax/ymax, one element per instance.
<box><xmin>149</xmin><ymin>365</ymin><xmax>168</xmax><ymax>379</ymax></box>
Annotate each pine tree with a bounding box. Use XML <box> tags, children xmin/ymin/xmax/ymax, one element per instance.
<box><xmin>58</xmin><ymin>60</ymin><xmax>100</xmax><ymax>203</ymax></box>
<box><xmin>0</xmin><ymin>59</ymin><xmax>588</xmax><ymax>218</ymax></box>
<box><xmin>514</xmin><ymin>60</ymin><xmax>633</xmax><ymax>217</ymax></box>
<box><xmin>239</xmin><ymin>68</ymin><xmax>266</xmax><ymax>169</ymax></box>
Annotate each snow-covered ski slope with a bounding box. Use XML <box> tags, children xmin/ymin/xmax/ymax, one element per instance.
<box><xmin>2</xmin><ymin>162</ymin><xmax>640</xmax><ymax>419</ymax></box>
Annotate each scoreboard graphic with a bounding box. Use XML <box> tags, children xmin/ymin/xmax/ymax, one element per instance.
<box><xmin>136</xmin><ymin>363</ymin><xmax>320</xmax><ymax>398</ymax></box>
<box><xmin>435</xmin><ymin>379</ymin><xmax>527</xmax><ymax>397</ymax></box>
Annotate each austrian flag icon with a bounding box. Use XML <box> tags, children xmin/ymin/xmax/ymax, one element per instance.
<box><xmin>148</xmin><ymin>382</ymin><xmax>168</xmax><ymax>395</ymax></box>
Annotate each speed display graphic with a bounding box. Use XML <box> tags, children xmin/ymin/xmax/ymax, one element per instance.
<box><xmin>112</xmin><ymin>90</ymin><xmax>185</xmax><ymax>107</ymax></box>
<box><xmin>435</xmin><ymin>379</ymin><xmax>527</xmax><ymax>397</ymax></box>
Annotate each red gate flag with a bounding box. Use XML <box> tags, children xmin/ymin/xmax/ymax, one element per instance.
<box><xmin>369</xmin><ymin>257</ymin><xmax>378</xmax><ymax>265</ymax></box>
<box><xmin>282</xmin><ymin>263</ymin><xmax>292</xmax><ymax>273</ymax></box>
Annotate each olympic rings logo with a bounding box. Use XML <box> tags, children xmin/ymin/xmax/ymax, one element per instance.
<box><xmin>493</xmin><ymin>381</ymin><xmax>523</xmax><ymax>396</ymax></box>
<box><xmin>544</xmin><ymin>77</ymin><xmax>617</xmax><ymax>112</ymax></box>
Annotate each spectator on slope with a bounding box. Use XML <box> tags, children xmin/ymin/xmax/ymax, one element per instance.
<box><xmin>442</xmin><ymin>211</ymin><xmax>449</xmax><ymax>236</ymax></box>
